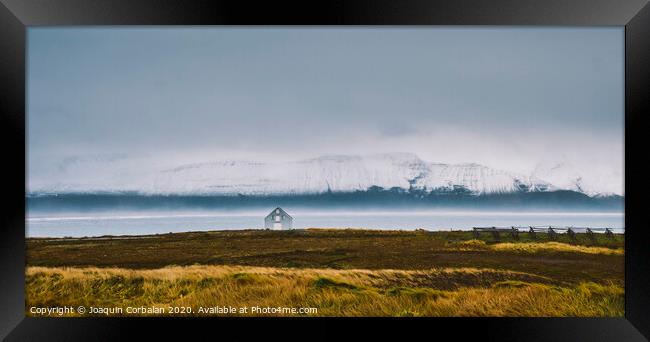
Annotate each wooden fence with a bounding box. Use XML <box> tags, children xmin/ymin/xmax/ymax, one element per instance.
<box><xmin>472</xmin><ymin>226</ymin><xmax>618</xmax><ymax>241</ymax></box>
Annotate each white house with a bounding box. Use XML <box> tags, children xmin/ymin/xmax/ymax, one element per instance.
<box><xmin>264</xmin><ymin>207</ymin><xmax>293</xmax><ymax>230</ymax></box>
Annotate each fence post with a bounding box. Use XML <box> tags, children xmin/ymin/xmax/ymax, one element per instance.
<box><xmin>586</xmin><ymin>228</ymin><xmax>596</xmax><ymax>242</ymax></box>
<box><xmin>567</xmin><ymin>227</ymin><xmax>576</xmax><ymax>243</ymax></box>
<box><xmin>473</xmin><ymin>228</ymin><xmax>479</xmax><ymax>238</ymax></box>
<box><xmin>511</xmin><ymin>227</ymin><xmax>519</xmax><ymax>240</ymax></box>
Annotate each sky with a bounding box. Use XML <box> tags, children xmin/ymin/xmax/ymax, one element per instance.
<box><xmin>27</xmin><ymin>27</ymin><xmax>624</xmax><ymax>192</ymax></box>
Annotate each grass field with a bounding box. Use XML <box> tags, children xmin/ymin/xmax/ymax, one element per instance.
<box><xmin>25</xmin><ymin>229</ymin><xmax>624</xmax><ymax>317</ymax></box>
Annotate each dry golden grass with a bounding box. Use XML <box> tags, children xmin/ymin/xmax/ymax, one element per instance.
<box><xmin>447</xmin><ymin>239</ymin><xmax>624</xmax><ymax>256</ymax></box>
<box><xmin>26</xmin><ymin>265</ymin><xmax>623</xmax><ymax>317</ymax></box>
<box><xmin>492</xmin><ymin>242</ymin><xmax>624</xmax><ymax>255</ymax></box>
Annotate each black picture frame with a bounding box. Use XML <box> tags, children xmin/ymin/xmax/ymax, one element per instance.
<box><xmin>1</xmin><ymin>0</ymin><xmax>649</xmax><ymax>340</ymax></box>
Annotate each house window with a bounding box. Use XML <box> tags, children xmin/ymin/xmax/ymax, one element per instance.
<box><xmin>275</xmin><ymin>215</ymin><xmax>281</xmax><ymax>222</ymax></box>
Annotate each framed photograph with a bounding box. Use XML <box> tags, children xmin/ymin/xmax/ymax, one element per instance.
<box><xmin>1</xmin><ymin>0</ymin><xmax>649</xmax><ymax>340</ymax></box>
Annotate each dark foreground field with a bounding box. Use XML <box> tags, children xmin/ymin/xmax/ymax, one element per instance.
<box><xmin>26</xmin><ymin>229</ymin><xmax>624</xmax><ymax>317</ymax></box>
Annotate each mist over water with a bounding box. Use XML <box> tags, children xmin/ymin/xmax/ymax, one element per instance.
<box><xmin>26</xmin><ymin>207</ymin><xmax>625</xmax><ymax>238</ymax></box>
<box><xmin>26</xmin><ymin>192</ymin><xmax>625</xmax><ymax>237</ymax></box>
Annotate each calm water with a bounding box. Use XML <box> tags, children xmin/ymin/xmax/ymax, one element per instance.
<box><xmin>26</xmin><ymin>210</ymin><xmax>625</xmax><ymax>237</ymax></box>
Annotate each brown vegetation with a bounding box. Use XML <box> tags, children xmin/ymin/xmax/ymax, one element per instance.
<box><xmin>25</xmin><ymin>229</ymin><xmax>624</xmax><ymax>317</ymax></box>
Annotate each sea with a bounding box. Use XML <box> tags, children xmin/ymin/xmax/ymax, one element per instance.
<box><xmin>25</xmin><ymin>209</ymin><xmax>625</xmax><ymax>237</ymax></box>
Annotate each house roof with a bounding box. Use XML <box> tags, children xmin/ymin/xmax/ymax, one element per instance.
<box><xmin>266</xmin><ymin>207</ymin><xmax>293</xmax><ymax>219</ymax></box>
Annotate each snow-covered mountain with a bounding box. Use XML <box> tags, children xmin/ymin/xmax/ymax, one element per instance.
<box><xmin>145</xmin><ymin>153</ymin><xmax>547</xmax><ymax>195</ymax></box>
<box><xmin>531</xmin><ymin>160</ymin><xmax>623</xmax><ymax>197</ymax></box>
<box><xmin>27</xmin><ymin>152</ymin><xmax>623</xmax><ymax>197</ymax></box>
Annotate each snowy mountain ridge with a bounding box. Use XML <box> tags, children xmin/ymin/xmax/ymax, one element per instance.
<box><xmin>27</xmin><ymin>153</ymin><xmax>623</xmax><ymax>197</ymax></box>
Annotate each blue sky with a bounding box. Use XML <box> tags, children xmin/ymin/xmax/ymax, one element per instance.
<box><xmin>27</xmin><ymin>27</ymin><xmax>623</xmax><ymax>181</ymax></box>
